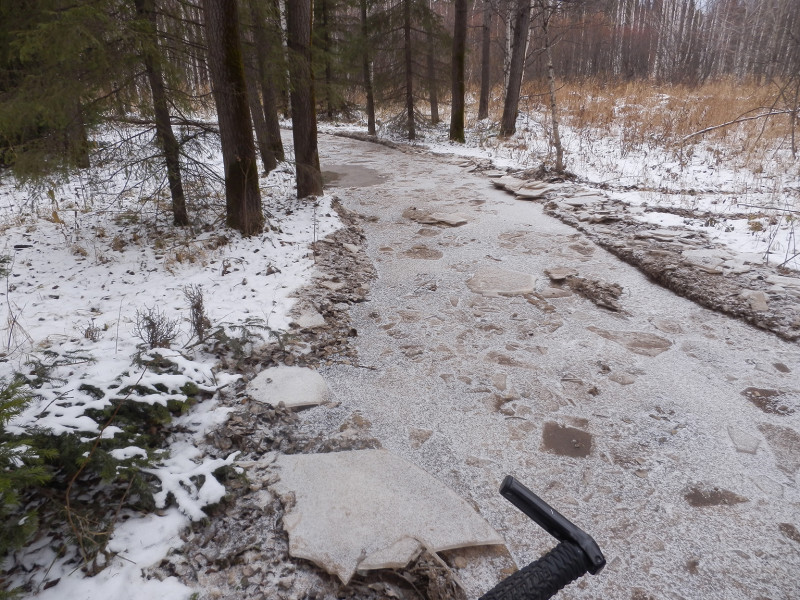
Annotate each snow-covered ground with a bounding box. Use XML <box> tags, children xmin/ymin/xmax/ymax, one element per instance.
<box><xmin>2</xmin><ymin>97</ymin><xmax>798</xmax><ymax>598</ymax></box>
<box><xmin>1</xmin><ymin>130</ymin><xmax>340</xmax><ymax>598</ymax></box>
<box><xmin>323</xmin><ymin>99</ymin><xmax>799</xmax><ymax>272</ymax></box>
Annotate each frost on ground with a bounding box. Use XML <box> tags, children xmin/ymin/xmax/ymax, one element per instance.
<box><xmin>338</xmin><ymin>89</ymin><xmax>799</xmax><ymax>274</ymax></box>
<box><xmin>0</xmin><ymin>128</ymin><xmax>340</xmax><ymax>598</ymax></box>
<box><xmin>2</xmin><ymin>91</ymin><xmax>799</xmax><ymax>600</ymax></box>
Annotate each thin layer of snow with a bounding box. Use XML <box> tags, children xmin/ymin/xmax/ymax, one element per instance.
<box><xmin>1</xmin><ymin>127</ymin><xmax>341</xmax><ymax>598</ymax></box>
<box><xmin>326</xmin><ymin>99</ymin><xmax>799</xmax><ymax>271</ymax></box>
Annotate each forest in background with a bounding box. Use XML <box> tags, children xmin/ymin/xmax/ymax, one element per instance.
<box><xmin>1</xmin><ymin>1</ymin><xmax>799</xmax><ymax>593</ymax></box>
<box><xmin>1</xmin><ymin>0</ymin><xmax>798</xmax><ymax>231</ymax></box>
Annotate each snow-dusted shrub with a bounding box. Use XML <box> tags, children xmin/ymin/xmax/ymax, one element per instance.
<box><xmin>0</xmin><ymin>377</ymin><xmax>51</xmax><ymax>570</ymax></box>
<box><xmin>3</xmin><ymin>348</ymin><xmax>238</xmax><ymax>569</ymax></box>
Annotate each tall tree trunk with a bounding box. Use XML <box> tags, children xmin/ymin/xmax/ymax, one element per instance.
<box><xmin>449</xmin><ymin>0</ymin><xmax>468</xmax><ymax>142</ymax></box>
<box><xmin>541</xmin><ymin>5</ymin><xmax>563</xmax><ymax>172</ymax></box>
<box><xmin>318</xmin><ymin>0</ymin><xmax>335</xmax><ymax>119</ymax></box>
<box><xmin>247</xmin><ymin>0</ymin><xmax>284</xmax><ymax>163</ymax></box>
<box><xmin>65</xmin><ymin>103</ymin><xmax>91</xmax><ymax>169</ymax></box>
<box><xmin>500</xmin><ymin>0</ymin><xmax>531</xmax><ymax>137</ymax></box>
<box><xmin>203</xmin><ymin>0</ymin><xmax>264</xmax><ymax>235</ymax></box>
<box><xmin>245</xmin><ymin>56</ymin><xmax>277</xmax><ymax>173</ymax></box>
<box><xmin>286</xmin><ymin>0</ymin><xmax>323</xmax><ymax>197</ymax></box>
<box><xmin>424</xmin><ymin>1</ymin><xmax>439</xmax><ymax>127</ymax></box>
<box><xmin>404</xmin><ymin>0</ymin><xmax>416</xmax><ymax>139</ymax></box>
<box><xmin>361</xmin><ymin>0</ymin><xmax>376</xmax><ymax>135</ymax></box>
<box><xmin>477</xmin><ymin>0</ymin><xmax>491</xmax><ymax>120</ymax></box>
<box><xmin>426</xmin><ymin>38</ymin><xmax>440</xmax><ymax>125</ymax></box>
<box><xmin>134</xmin><ymin>0</ymin><xmax>188</xmax><ymax>226</ymax></box>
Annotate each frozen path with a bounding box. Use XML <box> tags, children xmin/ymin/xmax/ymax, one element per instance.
<box><xmin>299</xmin><ymin>134</ymin><xmax>800</xmax><ymax>599</ymax></box>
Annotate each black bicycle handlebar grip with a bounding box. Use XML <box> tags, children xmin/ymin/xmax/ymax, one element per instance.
<box><xmin>478</xmin><ymin>540</ymin><xmax>590</xmax><ymax>600</ymax></box>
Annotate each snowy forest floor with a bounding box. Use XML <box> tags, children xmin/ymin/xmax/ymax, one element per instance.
<box><xmin>1</xmin><ymin>100</ymin><xmax>799</xmax><ymax>600</ymax></box>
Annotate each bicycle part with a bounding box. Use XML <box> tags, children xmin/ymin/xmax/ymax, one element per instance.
<box><xmin>478</xmin><ymin>476</ymin><xmax>605</xmax><ymax>600</ymax></box>
<box><xmin>499</xmin><ymin>476</ymin><xmax>605</xmax><ymax>575</ymax></box>
<box><xmin>478</xmin><ymin>540</ymin><xmax>588</xmax><ymax>600</ymax></box>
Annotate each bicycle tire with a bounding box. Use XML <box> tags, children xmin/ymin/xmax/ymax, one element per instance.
<box><xmin>478</xmin><ymin>540</ymin><xmax>589</xmax><ymax>600</ymax></box>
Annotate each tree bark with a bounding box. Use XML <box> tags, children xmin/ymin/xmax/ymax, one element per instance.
<box><xmin>203</xmin><ymin>0</ymin><xmax>263</xmax><ymax>235</ymax></box>
<box><xmin>426</xmin><ymin>35</ymin><xmax>440</xmax><ymax>125</ymax></box>
<box><xmin>317</xmin><ymin>0</ymin><xmax>335</xmax><ymax>119</ymax></box>
<box><xmin>247</xmin><ymin>0</ymin><xmax>284</xmax><ymax>163</ymax></box>
<box><xmin>360</xmin><ymin>0</ymin><xmax>376</xmax><ymax>135</ymax></box>
<box><xmin>134</xmin><ymin>0</ymin><xmax>189</xmax><ymax>226</ymax></box>
<box><xmin>477</xmin><ymin>0</ymin><xmax>491</xmax><ymax>120</ymax></box>
<box><xmin>449</xmin><ymin>0</ymin><xmax>468</xmax><ymax>142</ymax></box>
<box><xmin>541</xmin><ymin>5</ymin><xmax>563</xmax><ymax>172</ymax></box>
<box><xmin>286</xmin><ymin>0</ymin><xmax>323</xmax><ymax>197</ymax></box>
<box><xmin>500</xmin><ymin>0</ymin><xmax>531</xmax><ymax>137</ymax></box>
<box><xmin>245</xmin><ymin>55</ymin><xmax>277</xmax><ymax>173</ymax></box>
<box><xmin>65</xmin><ymin>103</ymin><xmax>91</xmax><ymax>170</ymax></box>
<box><xmin>403</xmin><ymin>0</ymin><xmax>416</xmax><ymax>139</ymax></box>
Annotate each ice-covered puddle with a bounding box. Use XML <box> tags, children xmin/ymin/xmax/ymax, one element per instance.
<box><xmin>286</xmin><ymin>133</ymin><xmax>800</xmax><ymax>599</ymax></box>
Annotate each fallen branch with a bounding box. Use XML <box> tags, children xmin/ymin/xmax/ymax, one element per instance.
<box><xmin>680</xmin><ymin>110</ymin><xmax>793</xmax><ymax>143</ymax></box>
<box><xmin>107</xmin><ymin>115</ymin><xmax>219</xmax><ymax>134</ymax></box>
<box><xmin>736</xmin><ymin>203</ymin><xmax>800</xmax><ymax>215</ymax></box>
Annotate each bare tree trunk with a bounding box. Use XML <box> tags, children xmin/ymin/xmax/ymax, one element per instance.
<box><xmin>134</xmin><ymin>0</ymin><xmax>189</xmax><ymax>226</ymax></box>
<box><xmin>477</xmin><ymin>0</ymin><xmax>491</xmax><ymax>120</ymax></box>
<box><xmin>541</xmin><ymin>4</ymin><xmax>563</xmax><ymax>172</ymax></box>
<box><xmin>316</xmin><ymin>0</ymin><xmax>335</xmax><ymax>119</ymax></box>
<box><xmin>404</xmin><ymin>0</ymin><xmax>416</xmax><ymax>139</ymax></box>
<box><xmin>247</xmin><ymin>0</ymin><xmax>284</xmax><ymax>163</ymax></box>
<box><xmin>500</xmin><ymin>0</ymin><xmax>531</xmax><ymax>137</ymax></box>
<box><xmin>286</xmin><ymin>0</ymin><xmax>323</xmax><ymax>197</ymax></box>
<box><xmin>426</xmin><ymin>42</ymin><xmax>440</xmax><ymax>125</ymax></box>
<box><xmin>245</xmin><ymin>57</ymin><xmax>277</xmax><ymax>173</ymax></box>
<box><xmin>361</xmin><ymin>0</ymin><xmax>376</xmax><ymax>135</ymax></box>
<box><xmin>203</xmin><ymin>0</ymin><xmax>264</xmax><ymax>235</ymax></box>
<box><xmin>449</xmin><ymin>0</ymin><xmax>468</xmax><ymax>142</ymax></box>
<box><xmin>65</xmin><ymin>103</ymin><xmax>91</xmax><ymax>169</ymax></box>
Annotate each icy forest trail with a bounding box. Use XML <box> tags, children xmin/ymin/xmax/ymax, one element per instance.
<box><xmin>296</xmin><ymin>134</ymin><xmax>800</xmax><ymax>599</ymax></box>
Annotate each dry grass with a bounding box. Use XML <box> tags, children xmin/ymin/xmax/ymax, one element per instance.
<box><xmin>486</xmin><ymin>78</ymin><xmax>794</xmax><ymax>158</ymax></box>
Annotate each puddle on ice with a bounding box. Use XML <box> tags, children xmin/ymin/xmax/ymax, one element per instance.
<box><xmin>402</xmin><ymin>245</ymin><xmax>444</xmax><ymax>259</ymax></box>
<box><xmin>323</xmin><ymin>164</ymin><xmax>386</xmax><ymax>187</ymax></box>
<box><xmin>684</xmin><ymin>484</ymin><xmax>748</xmax><ymax>507</ymax></box>
<box><xmin>741</xmin><ymin>387</ymin><xmax>793</xmax><ymax>415</ymax></box>
<box><xmin>540</xmin><ymin>422</ymin><xmax>593</xmax><ymax>458</ymax></box>
<box><xmin>588</xmin><ymin>326</ymin><xmax>672</xmax><ymax>356</ymax></box>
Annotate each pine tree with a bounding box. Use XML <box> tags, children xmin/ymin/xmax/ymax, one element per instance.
<box><xmin>0</xmin><ymin>377</ymin><xmax>50</xmax><ymax>564</ymax></box>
